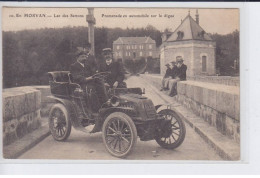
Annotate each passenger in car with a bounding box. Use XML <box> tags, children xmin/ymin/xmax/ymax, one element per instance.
<box><xmin>99</xmin><ymin>48</ymin><xmax>126</xmax><ymax>88</ymax></box>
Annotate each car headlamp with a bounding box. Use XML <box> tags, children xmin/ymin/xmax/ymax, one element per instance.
<box><xmin>110</xmin><ymin>96</ymin><xmax>120</xmax><ymax>107</ymax></box>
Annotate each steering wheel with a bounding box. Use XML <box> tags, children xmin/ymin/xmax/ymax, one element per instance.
<box><xmin>91</xmin><ymin>72</ymin><xmax>111</xmax><ymax>80</ymax></box>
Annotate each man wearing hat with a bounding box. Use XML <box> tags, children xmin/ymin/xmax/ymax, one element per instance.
<box><xmin>81</xmin><ymin>43</ymin><xmax>98</xmax><ymax>74</ymax></box>
<box><xmin>99</xmin><ymin>48</ymin><xmax>126</xmax><ymax>88</ymax></box>
<box><xmin>160</xmin><ymin>62</ymin><xmax>175</xmax><ymax>91</ymax></box>
<box><xmin>70</xmin><ymin>46</ymin><xmax>108</xmax><ymax>111</ymax></box>
<box><xmin>169</xmin><ymin>57</ymin><xmax>187</xmax><ymax>97</ymax></box>
<box><xmin>70</xmin><ymin>47</ymin><xmax>94</xmax><ymax>89</ymax></box>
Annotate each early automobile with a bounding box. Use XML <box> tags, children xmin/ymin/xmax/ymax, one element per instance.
<box><xmin>47</xmin><ymin>71</ymin><xmax>186</xmax><ymax>158</ymax></box>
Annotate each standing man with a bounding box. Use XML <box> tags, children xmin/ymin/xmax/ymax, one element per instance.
<box><xmin>169</xmin><ymin>57</ymin><xmax>187</xmax><ymax>97</ymax></box>
<box><xmin>99</xmin><ymin>48</ymin><xmax>126</xmax><ymax>88</ymax></box>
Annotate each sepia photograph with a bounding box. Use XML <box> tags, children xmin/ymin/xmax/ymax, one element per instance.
<box><xmin>2</xmin><ymin>7</ymin><xmax>240</xmax><ymax>161</ymax></box>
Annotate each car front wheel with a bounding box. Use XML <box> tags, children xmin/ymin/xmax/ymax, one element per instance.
<box><xmin>102</xmin><ymin>112</ymin><xmax>137</xmax><ymax>158</ymax></box>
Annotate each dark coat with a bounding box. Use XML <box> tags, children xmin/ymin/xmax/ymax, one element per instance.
<box><xmin>99</xmin><ymin>61</ymin><xmax>125</xmax><ymax>87</ymax></box>
<box><xmin>164</xmin><ymin>68</ymin><xmax>172</xmax><ymax>78</ymax></box>
<box><xmin>175</xmin><ymin>64</ymin><xmax>187</xmax><ymax>81</ymax></box>
<box><xmin>170</xmin><ymin>66</ymin><xmax>178</xmax><ymax>79</ymax></box>
<box><xmin>85</xmin><ymin>54</ymin><xmax>98</xmax><ymax>73</ymax></box>
<box><xmin>70</xmin><ymin>61</ymin><xmax>95</xmax><ymax>88</ymax></box>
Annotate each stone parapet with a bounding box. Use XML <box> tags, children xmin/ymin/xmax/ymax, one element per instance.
<box><xmin>3</xmin><ymin>87</ymin><xmax>42</xmax><ymax>145</ymax></box>
<box><xmin>188</xmin><ymin>76</ymin><xmax>239</xmax><ymax>86</ymax></box>
<box><xmin>140</xmin><ymin>74</ymin><xmax>240</xmax><ymax>143</ymax></box>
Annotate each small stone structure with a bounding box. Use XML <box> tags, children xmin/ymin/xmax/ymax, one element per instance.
<box><xmin>160</xmin><ymin>11</ymin><xmax>216</xmax><ymax>77</ymax></box>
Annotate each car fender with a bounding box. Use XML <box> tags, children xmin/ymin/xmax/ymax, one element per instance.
<box><xmin>155</xmin><ymin>104</ymin><xmax>173</xmax><ymax>113</ymax></box>
<box><xmin>47</xmin><ymin>96</ymin><xmax>80</xmax><ymax>128</ymax></box>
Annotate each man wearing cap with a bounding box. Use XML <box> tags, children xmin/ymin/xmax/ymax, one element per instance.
<box><xmin>99</xmin><ymin>48</ymin><xmax>126</xmax><ymax>88</ymax></box>
<box><xmin>169</xmin><ymin>57</ymin><xmax>187</xmax><ymax>97</ymax></box>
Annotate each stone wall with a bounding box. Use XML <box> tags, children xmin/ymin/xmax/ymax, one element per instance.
<box><xmin>141</xmin><ymin>74</ymin><xmax>240</xmax><ymax>143</ymax></box>
<box><xmin>176</xmin><ymin>81</ymin><xmax>240</xmax><ymax>143</ymax></box>
<box><xmin>31</xmin><ymin>86</ymin><xmax>53</xmax><ymax>117</ymax></box>
<box><xmin>3</xmin><ymin>87</ymin><xmax>42</xmax><ymax>145</ymax></box>
<box><xmin>188</xmin><ymin>76</ymin><xmax>239</xmax><ymax>86</ymax></box>
<box><xmin>2</xmin><ymin>86</ymin><xmax>52</xmax><ymax>146</ymax></box>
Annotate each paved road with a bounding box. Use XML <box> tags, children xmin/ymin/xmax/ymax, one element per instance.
<box><xmin>19</xmin><ymin>76</ymin><xmax>222</xmax><ymax>160</ymax></box>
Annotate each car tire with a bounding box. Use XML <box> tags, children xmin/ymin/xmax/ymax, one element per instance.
<box><xmin>155</xmin><ymin>109</ymin><xmax>186</xmax><ymax>149</ymax></box>
<box><xmin>102</xmin><ymin>112</ymin><xmax>137</xmax><ymax>158</ymax></box>
<box><xmin>49</xmin><ymin>103</ymin><xmax>72</xmax><ymax>141</ymax></box>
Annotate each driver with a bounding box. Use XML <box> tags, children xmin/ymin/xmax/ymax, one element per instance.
<box><xmin>70</xmin><ymin>46</ymin><xmax>95</xmax><ymax>90</ymax></box>
<box><xmin>99</xmin><ymin>48</ymin><xmax>126</xmax><ymax>88</ymax></box>
<box><xmin>70</xmin><ymin>45</ymin><xmax>108</xmax><ymax>111</ymax></box>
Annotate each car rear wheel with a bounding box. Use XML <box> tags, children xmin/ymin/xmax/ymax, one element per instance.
<box><xmin>102</xmin><ymin>112</ymin><xmax>137</xmax><ymax>158</ymax></box>
<box><xmin>155</xmin><ymin>109</ymin><xmax>186</xmax><ymax>149</ymax></box>
<box><xmin>49</xmin><ymin>103</ymin><xmax>71</xmax><ymax>141</ymax></box>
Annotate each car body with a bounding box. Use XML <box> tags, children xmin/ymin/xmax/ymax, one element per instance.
<box><xmin>47</xmin><ymin>71</ymin><xmax>186</xmax><ymax>158</ymax></box>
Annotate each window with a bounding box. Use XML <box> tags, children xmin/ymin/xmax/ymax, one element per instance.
<box><xmin>117</xmin><ymin>45</ymin><xmax>120</xmax><ymax>50</ymax></box>
<box><xmin>118</xmin><ymin>52</ymin><xmax>121</xmax><ymax>57</ymax></box>
<box><xmin>132</xmin><ymin>45</ymin><xmax>134</xmax><ymax>49</ymax></box>
<box><xmin>133</xmin><ymin>52</ymin><xmax>136</xmax><ymax>58</ymax></box>
<box><xmin>140</xmin><ymin>51</ymin><xmax>143</xmax><ymax>56</ymax></box>
<box><xmin>177</xmin><ymin>31</ymin><xmax>184</xmax><ymax>40</ymax></box>
<box><xmin>149</xmin><ymin>51</ymin><xmax>152</xmax><ymax>56</ymax></box>
<box><xmin>129</xmin><ymin>52</ymin><xmax>131</xmax><ymax>56</ymax></box>
<box><xmin>126</xmin><ymin>52</ymin><xmax>128</xmax><ymax>56</ymax></box>
<box><xmin>135</xmin><ymin>45</ymin><xmax>137</xmax><ymax>49</ymax></box>
<box><xmin>202</xmin><ymin>56</ymin><xmax>207</xmax><ymax>72</ymax></box>
<box><xmin>149</xmin><ymin>44</ymin><xmax>152</xmax><ymax>49</ymax></box>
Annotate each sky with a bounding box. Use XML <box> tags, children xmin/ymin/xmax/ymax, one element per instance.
<box><xmin>2</xmin><ymin>7</ymin><xmax>239</xmax><ymax>34</ymax></box>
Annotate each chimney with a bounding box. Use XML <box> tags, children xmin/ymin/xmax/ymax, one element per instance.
<box><xmin>196</xmin><ymin>9</ymin><xmax>199</xmax><ymax>24</ymax></box>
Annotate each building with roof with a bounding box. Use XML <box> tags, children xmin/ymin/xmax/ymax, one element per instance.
<box><xmin>160</xmin><ymin>10</ymin><xmax>216</xmax><ymax>76</ymax></box>
<box><xmin>113</xmin><ymin>37</ymin><xmax>159</xmax><ymax>61</ymax></box>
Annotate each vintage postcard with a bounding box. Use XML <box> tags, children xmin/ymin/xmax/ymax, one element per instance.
<box><xmin>2</xmin><ymin>6</ymin><xmax>240</xmax><ymax>161</ymax></box>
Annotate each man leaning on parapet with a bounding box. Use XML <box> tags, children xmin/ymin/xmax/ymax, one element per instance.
<box><xmin>168</xmin><ymin>57</ymin><xmax>187</xmax><ymax>97</ymax></box>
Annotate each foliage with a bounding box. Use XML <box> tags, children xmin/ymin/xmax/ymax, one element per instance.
<box><xmin>124</xmin><ymin>57</ymin><xmax>146</xmax><ymax>74</ymax></box>
<box><xmin>2</xmin><ymin>25</ymin><xmax>162</xmax><ymax>88</ymax></box>
<box><xmin>210</xmin><ymin>30</ymin><xmax>239</xmax><ymax>76</ymax></box>
<box><xmin>146</xmin><ymin>57</ymin><xmax>160</xmax><ymax>74</ymax></box>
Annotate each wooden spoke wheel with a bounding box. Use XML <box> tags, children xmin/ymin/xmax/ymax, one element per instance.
<box><xmin>49</xmin><ymin>103</ymin><xmax>71</xmax><ymax>141</ymax></box>
<box><xmin>156</xmin><ymin>109</ymin><xmax>186</xmax><ymax>149</ymax></box>
<box><xmin>102</xmin><ymin>112</ymin><xmax>137</xmax><ymax>158</ymax></box>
